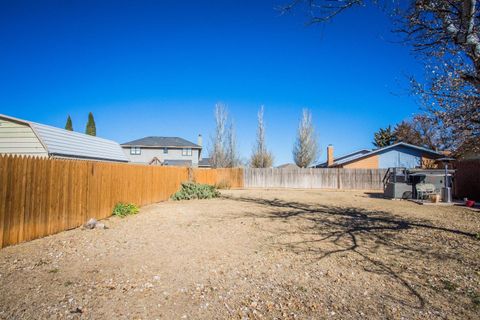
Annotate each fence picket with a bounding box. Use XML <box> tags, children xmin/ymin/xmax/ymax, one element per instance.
<box><xmin>0</xmin><ymin>156</ymin><xmax>243</xmax><ymax>248</ymax></box>
<box><xmin>244</xmin><ymin>168</ymin><xmax>387</xmax><ymax>190</ymax></box>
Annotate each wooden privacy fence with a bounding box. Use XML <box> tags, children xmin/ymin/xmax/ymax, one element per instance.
<box><xmin>454</xmin><ymin>159</ymin><xmax>480</xmax><ymax>201</ymax></box>
<box><xmin>191</xmin><ymin>168</ymin><xmax>243</xmax><ymax>188</ymax></box>
<box><xmin>244</xmin><ymin>168</ymin><xmax>388</xmax><ymax>190</ymax></box>
<box><xmin>0</xmin><ymin>155</ymin><xmax>243</xmax><ymax>248</ymax></box>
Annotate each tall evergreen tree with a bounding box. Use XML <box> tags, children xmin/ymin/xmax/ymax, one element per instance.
<box><xmin>85</xmin><ymin>112</ymin><xmax>96</xmax><ymax>136</ymax></box>
<box><xmin>372</xmin><ymin>126</ymin><xmax>395</xmax><ymax>148</ymax></box>
<box><xmin>65</xmin><ymin>115</ymin><xmax>73</xmax><ymax>131</ymax></box>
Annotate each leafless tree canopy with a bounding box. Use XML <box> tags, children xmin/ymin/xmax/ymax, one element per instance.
<box><xmin>282</xmin><ymin>0</ymin><xmax>480</xmax><ymax>157</ymax></box>
<box><xmin>226</xmin><ymin>120</ymin><xmax>241</xmax><ymax>168</ymax></box>
<box><xmin>210</xmin><ymin>103</ymin><xmax>240</xmax><ymax>168</ymax></box>
<box><xmin>393</xmin><ymin>115</ymin><xmax>446</xmax><ymax>150</ymax></box>
<box><xmin>250</xmin><ymin>106</ymin><xmax>274</xmax><ymax>168</ymax></box>
<box><xmin>293</xmin><ymin>109</ymin><xmax>319</xmax><ymax>167</ymax></box>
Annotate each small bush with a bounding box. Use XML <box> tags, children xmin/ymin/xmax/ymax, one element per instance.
<box><xmin>215</xmin><ymin>179</ymin><xmax>231</xmax><ymax>190</ymax></box>
<box><xmin>171</xmin><ymin>182</ymin><xmax>220</xmax><ymax>201</ymax></box>
<box><xmin>112</xmin><ymin>203</ymin><xmax>139</xmax><ymax>217</ymax></box>
<box><xmin>441</xmin><ymin>279</ymin><xmax>457</xmax><ymax>291</ymax></box>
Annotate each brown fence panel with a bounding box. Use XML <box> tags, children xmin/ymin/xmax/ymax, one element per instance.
<box><xmin>0</xmin><ymin>156</ymin><xmax>244</xmax><ymax>248</ymax></box>
<box><xmin>454</xmin><ymin>159</ymin><xmax>480</xmax><ymax>201</ymax></box>
<box><xmin>192</xmin><ymin>168</ymin><xmax>244</xmax><ymax>188</ymax></box>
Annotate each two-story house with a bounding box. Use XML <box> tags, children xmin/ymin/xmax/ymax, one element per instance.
<box><xmin>121</xmin><ymin>135</ymin><xmax>207</xmax><ymax>167</ymax></box>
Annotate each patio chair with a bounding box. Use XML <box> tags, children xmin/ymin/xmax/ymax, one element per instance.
<box><xmin>416</xmin><ymin>183</ymin><xmax>437</xmax><ymax>200</ymax></box>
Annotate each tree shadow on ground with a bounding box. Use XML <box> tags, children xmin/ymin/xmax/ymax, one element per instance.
<box><xmin>224</xmin><ymin>195</ymin><xmax>478</xmax><ymax>310</ymax></box>
<box><xmin>364</xmin><ymin>191</ymin><xmax>386</xmax><ymax>199</ymax></box>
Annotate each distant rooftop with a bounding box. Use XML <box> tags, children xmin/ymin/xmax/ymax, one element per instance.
<box><xmin>276</xmin><ymin>163</ymin><xmax>299</xmax><ymax>169</ymax></box>
<box><xmin>122</xmin><ymin>136</ymin><xmax>201</xmax><ymax>148</ymax></box>
<box><xmin>198</xmin><ymin>157</ymin><xmax>211</xmax><ymax>167</ymax></box>
<box><xmin>314</xmin><ymin>149</ymin><xmax>371</xmax><ymax>168</ymax></box>
<box><xmin>332</xmin><ymin>142</ymin><xmax>443</xmax><ymax>167</ymax></box>
<box><xmin>0</xmin><ymin>114</ymin><xmax>128</xmax><ymax>163</ymax></box>
<box><xmin>315</xmin><ymin>142</ymin><xmax>443</xmax><ymax>168</ymax></box>
<box><xmin>163</xmin><ymin>159</ymin><xmax>192</xmax><ymax>167</ymax></box>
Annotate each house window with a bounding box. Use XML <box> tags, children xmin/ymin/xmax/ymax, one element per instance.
<box><xmin>163</xmin><ymin>147</ymin><xmax>168</xmax><ymax>154</ymax></box>
<box><xmin>182</xmin><ymin>148</ymin><xmax>192</xmax><ymax>156</ymax></box>
<box><xmin>130</xmin><ymin>146</ymin><xmax>141</xmax><ymax>155</ymax></box>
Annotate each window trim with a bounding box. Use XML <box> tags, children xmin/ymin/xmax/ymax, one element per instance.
<box><xmin>130</xmin><ymin>146</ymin><xmax>141</xmax><ymax>155</ymax></box>
<box><xmin>182</xmin><ymin>148</ymin><xmax>192</xmax><ymax>156</ymax></box>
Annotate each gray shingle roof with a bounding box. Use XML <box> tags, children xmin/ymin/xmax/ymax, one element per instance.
<box><xmin>0</xmin><ymin>114</ymin><xmax>128</xmax><ymax>162</ymax></box>
<box><xmin>198</xmin><ymin>157</ymin><xmax>211</xmax><ymax>167</ymax></box>
<box><xmin>121</xmin><ymin>136</ymin><xmax>201</xmax><ymax>148</ymax></box>
<box><xmin>164</xmin><ymin>159</ymin><xmax>192</xmax><ymax>167</ymax></box>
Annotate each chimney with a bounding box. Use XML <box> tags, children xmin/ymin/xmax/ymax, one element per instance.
<box><xmin>198</xmin><ymin>134</ymin><xmax>203</xmax><ymax>161</ymax></box>
<box><xmin>327</xmin><ymin>145</ymin><xmax>334</xmax><ymax>167</ymax></box>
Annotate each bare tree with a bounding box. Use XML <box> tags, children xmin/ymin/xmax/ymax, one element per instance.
<box><xmin>226</xmin><ymin>121</ymin><xmax>241</xmax><ymax>167</ymax></box>
<box><xmin>293</xmin><ymin>109</ymin><xmax>319</xmax><ymax>167</ymax></box>
<box><xmin>281</xmin><ymin>0</ymin><xmax>480</xmax><ymax>157</ymax></box>
<box><xmin>393</xmin><ymin>115</ymin><xmax>447</xmax><ymax>151</ymax></box>
<box><xmin>210</xmin><ymin>103</ymin><xmax>228</xmax><ymax>168</ymax></box>
<box><xmin>250</xmin><ymin>106</ymin><xmax>274</xmax><ymax>168</ymax></box>
<box><xmin>209</xmin><ymin>103</ymin><xmax>240</xmax><ymax>168</ymax></box>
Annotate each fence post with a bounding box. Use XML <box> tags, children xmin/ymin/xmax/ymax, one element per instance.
<box><xmin>336</xmin><ymin>168</ymin><xmax>340</xmax><ymax>189</ymax></box>
<box><xmin>187</xmin><ymin>167</ymin><xmax>194</xmax><ymax>182</ymax></box>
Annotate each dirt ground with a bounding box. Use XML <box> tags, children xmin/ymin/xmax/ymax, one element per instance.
<box><xmin>0</xmin><ymin>189</ymin><xmax>479</xmax><ymax>319</ymax></box>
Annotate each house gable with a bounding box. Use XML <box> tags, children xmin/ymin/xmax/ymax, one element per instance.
<box><xmin>0</xmin><ymin>117</ymin><xmax>48</xmax><ymax>156</ymax></box>
<box><xmin>343</xmin><ymin>154</ymin><xmax>379</xmax><ymax>169</ymax></box>
<box><xmin>377</xmin><ymin>145</ymin><xmax>424</xmax><ymax>168</ymax></box>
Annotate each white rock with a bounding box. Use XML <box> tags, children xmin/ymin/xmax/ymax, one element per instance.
<box><xmin>95</xmin><ymin>223</ymin><xmax>106</xmax><ymax>229</ymax></box>
<box><xmin>144</xmin><ymin>283</ymin><xmax>154</xmax><ymax>289</ymax></box>
<box><xmin>84</xmin><ymin>218</ymin><xmax>97</xmax><ymax>229</ymax></box>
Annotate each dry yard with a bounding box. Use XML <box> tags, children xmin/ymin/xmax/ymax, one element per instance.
<box><xmin>0</xmin><ymin>189</ymin><xmax>479</xmax><ymax>319</ymax></box>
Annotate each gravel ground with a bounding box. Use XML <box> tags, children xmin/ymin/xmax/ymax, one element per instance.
<box><xmin>0</xmin><ymin>189</ymin><xmax>479</xmax><ymax>319</ymax></box>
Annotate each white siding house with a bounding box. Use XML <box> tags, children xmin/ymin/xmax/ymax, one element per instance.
<box><xmin>0</xmin><ymin>117</ymin><xmax>48</xmax><ymax>156</ymax></box>
<box><xmin>121</xmin><ymin>136</ymin><xmax>204</xmax><ymax>167</ymax></box>
<box><xmin>0</xmin><ymin>114</ymin><xmax>128</xmax><ymax>162</ymax></box>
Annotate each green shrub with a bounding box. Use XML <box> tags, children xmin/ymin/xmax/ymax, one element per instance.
<box><xmin>171</xmin><ymin>182</ymin><xmax>220</xmax><ymax>201</ymax></box>
<box><xmin>112</xmin><ymin>203</ymin><xmax>139</xmax><ymax>217</ymax></box>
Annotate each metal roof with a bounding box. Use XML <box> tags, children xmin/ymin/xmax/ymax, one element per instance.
<box><xmin>0</xmin><ymin>114</ymin><xmax>128</xmax><ymax>162</ymax></box>
<box><xmin>314</xmin><ymin>149</ymin><xmax>371</xmax><ymax>168</ymax></box>
<box><xmin>333</xmin><ymin>142</ymin><xmax>443</xmax><ymax>166</ymax></box>
<box><xmin>121</xmin><ymin>136</ymin><xmax>201</xmax><ymax>148</ymax></box>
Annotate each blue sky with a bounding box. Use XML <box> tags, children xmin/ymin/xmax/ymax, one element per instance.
<box><xmin>0</xmin><ymin>0</ymin><xmax>422</xmax><ymax>165</ymax></box>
